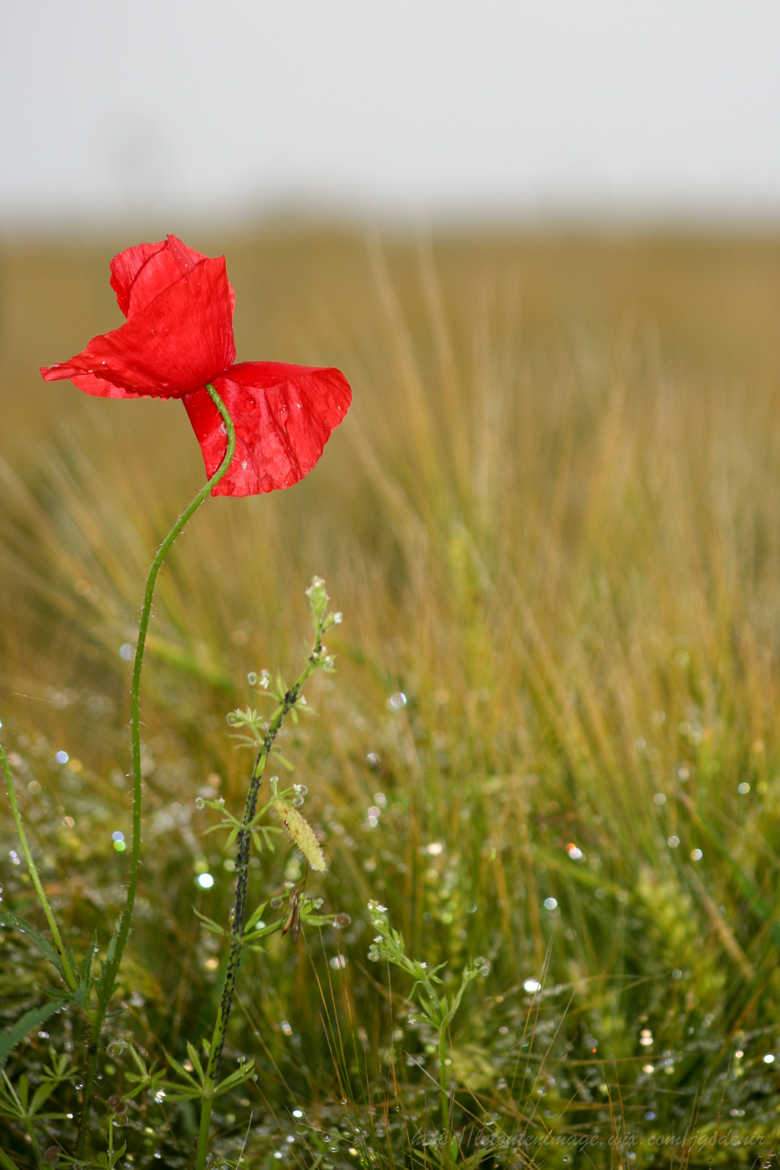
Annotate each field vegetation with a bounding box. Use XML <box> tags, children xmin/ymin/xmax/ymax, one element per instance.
<box><xmin>0</xmin><ymin>225</ymin><xmax>778</xmax><ymax>1168</ymax></box>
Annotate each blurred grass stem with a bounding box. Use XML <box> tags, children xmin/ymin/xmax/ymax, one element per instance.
<box><xmin>1</xmin><ymin>743</ymin><xmax>78</xmax><ymax>992</ymax></box>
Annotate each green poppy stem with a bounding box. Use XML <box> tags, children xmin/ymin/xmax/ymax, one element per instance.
<box><xmin>77</xmin><ymin>383</ymin><xmax>236</xmax><ymax>1155</ymax></box>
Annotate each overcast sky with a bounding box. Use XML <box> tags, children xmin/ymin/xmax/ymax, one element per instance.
<box><xmin>4</xmin><ymin>0</ymin><xmax>780</xmax><ymax>228</ymax></box>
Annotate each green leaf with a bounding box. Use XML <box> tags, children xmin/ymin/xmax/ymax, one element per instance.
<box><xmin>0</xmin><ymin>909</ymin><xmax>63</xmax><ymax>977</ymax></box>
<box><xmin>192</xmin><ymin>908</ymin><xmax>227</xmax><ymax>938</ymax></box>
<box><xmin>185</xmin><ymin>1041</ymin><xmax>204</xmax><ymax>1080</ymax></box>
<box><xmin>215</xmin><ymin>1059</ymin><xmax>255</xmax><ymax>1096</ymax></box>
<box><xmin>0</xmin><ymin>999</ymin><xmax>69</xmax><ymax>1069</ymax></box>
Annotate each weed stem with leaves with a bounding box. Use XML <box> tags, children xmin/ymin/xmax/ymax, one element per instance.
<box><xmin>194</xmin><ymin>578</ymin><xmax>338</xmax><ymax>1170</ymax></box>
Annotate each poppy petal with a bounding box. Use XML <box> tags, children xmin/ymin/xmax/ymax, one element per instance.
<box><xmin>40</xmin><ymin>257</ymin><xmax>236</xmax><ymax>397</ymax></box>
<box><xmin>182</xmin><ymin>362</ymin><xmax>352</xmax><ymax>497</ymax></box>
<box><xmin>71</xmin><ymin>373</ymin><xmax>144</xmax><ymax>398</ymax></box>
<box><xmin>110</xmin><ymin>235</ymin><xmax>234</xmax><ymax>319</ymax></box>
<box><xmin>109</xmin><ymin>240</ymin><xmax>169</xmax><ymax>316</ymax></box>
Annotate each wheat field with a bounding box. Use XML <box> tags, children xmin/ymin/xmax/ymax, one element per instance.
<box><xmin>1</xmin><ymin>225</ymin><xmax>778</xmax><ymax>1167</ymax></box>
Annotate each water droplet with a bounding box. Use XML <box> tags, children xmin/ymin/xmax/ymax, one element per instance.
<box><xmin>424</xmin><ymin>840</ymin><xmax>444</xmax><ymax>856</ymax></box>
<box><xmin>523</xmin><ymin>978</ymin><xmax>542</xmax><ymax>994</ymax></box>
<box><xmin>154</xmin><ymin>1089</ymin><xmax>166</xmax><ymax>1103</ymax></box>
<box><xmin>653</xmin><ymin>792</ymin><xmax>667</xmax><ymax>806</ymax></box>
<box><xmin>111</xmin><ymin>830</ymin><xmax>124</xmax><ymax>843</ymax></box>
<box><xmin>690</xmin><ymin>848</ymin><xmax>703</xmax><ymax>861</ymax></box>
<box><xmin>737</xmin><ymin>781</ymin><xmax>751</xmax><ymax>794</ymax></box>
<box><xmin>366</xmin><ymin>806</ymin><xmax>381</xmax><ymax>827</ymax></box>
<box><xmin>762</xmin><ymin>1053</ymin><xmax>775</xmax><ymax>1064</ymax></box>
<box><xmin>9</xmin><ymin>850</ymin><xmax>21</xmax><ymax>866</ymax></box>
<box><xmin>543</xmin><ymin>897</ymin><xmax>558</xmax><ymax>911</ymax></box>
<box><xmin>119</xmin><ymin>643</ymin><xmax>134</xmax><ymax>661</ymax></box>
<box><xmin>195</xmin><ymin>796</ymin><xmax>205</xmax><ymax>809</ymax></box>
<box><xmin>667</xmin><ymin>834</ymin><xmax>680</xmax><ymax>848</ymax></box>
<box><xmin>330</xmin><ymin>954</ymin><xmax>348</xmax><ymax>969</ymax></box>
<box><xmin>387</xmin><ymin>691</ymin><xmax>407</xmax><ymax>711</ymax></box>
<box><xmin>280</xmin><ymin>1020</ymin><xmax>293</xmax><ymax>1037</ymax></box>
<box><xmin>196</xmin><ymin>873</ymin><xmax>215</xmax><ymax>889</ymax></box>
<box><xmin>565</xmin><ymin>842</ymin><xmax>584</xmax><ymax>860</ymax></box>
<box><xmin>55</xmin><ymin>749</ymin><xmax>69</xmax><ymax>765</ymax></box>
<box><xmin>247</xmin><ymin>671</ymin><xmax>258</xmax><ymax>686</ymax></box>
<box><xmin>365</xmin><ymin>751</ymin><xmax>380</xmax><ymax>769</ymax></box>
<box><xmin>639</xmin><ymin>1028</ymin><xmax>653</xmax><ymax>1047</ymax></box>
<box><xmin>291</xmin><ymin>1108</ymin><xmax>304</xmax><ymax>1119</ymax></box>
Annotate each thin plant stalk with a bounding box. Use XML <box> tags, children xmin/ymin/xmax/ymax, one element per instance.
<box><xmin>1</xmin><ymin>744</ymin><xmax>78</xmax><ymax>993</ymax></box>
<box><xmin>194</xmin><ymin>625</ymin><xmax>327</xmax><ymax>1170</ymax></box>
<box><xmin>78</xmin><ymin>383</ymin><xmax>236</xmax><ymax>1154</ymax></box>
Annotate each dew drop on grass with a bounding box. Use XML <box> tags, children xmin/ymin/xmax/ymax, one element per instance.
<box><xmin>154</xmin><ymin>1089</ymin><xmax>166</xmax><ymax>1103</ymax></box>
<box><xmin>196</xmin><ymin>873</ymin><xmax>215</xmax><ymax>889</ymax></box>
<box><xmin>667</xmin><ymin>835</ymin><xmax>680</xmax><ymax>848</ymax></box>
<box><xmin>280</xmin><ymin>1020</ymin><xmax>293</xmax><ymax>1037</ymax></box>
<box><xmin>690</xmin><ymin>848</ymin><xmax>703</xmax><ymax>861</ymax></box>
<box><xmin>9</xmin><ymin>850</ymin><xmax>20</xmax><ymax>866</ymax></box>
<box><xmin>523</xmin><ymin>979</ymin><xmax>542</xmax><ymax>994</ymax></box>
<box><xmin>365</xmin><ymin>751</ymin><xmax>381</xmax><ymax>769</ymax></box>
<box><xmin>387</xmin><ymin>691</ymin><xmax>407</xmax><ymax>711</ymax></box>
<box><xmin>247</xmin><ymin>671</ymin><xmax>258</xmax><ymax>686</ymax></box>
<box><xmin>291</xmin><ymin>1108</ymin><xmax>304</xmax><ymax>1119</ymax></box>
<box><xmin>55</xmin><ymin>749</ymin><xmax>69</xmax><ymax>765</ymax></box>
<box><xmin>330</xmin><ymin>955</ymin><xmax>348</xmax><ymax>969</ymax></box>
<box><xmin>119</xmin><ymin>642</ymin><xmax>133</xmax><ymax>661</ymax></box>
<box><xmin>543</xmin><ymin>897</ymin><xmax>558</xmax><ymax>911</ymax></box>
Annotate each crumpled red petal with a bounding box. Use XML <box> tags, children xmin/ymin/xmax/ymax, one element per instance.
<box><xmin>68</xmin><ymin>373</ymin><xmax>144</xmax><ymax>399</ymax></box>
<box><xmin>182</xmin><ymin>362</ymin><xmax>352</xmax><ymax>496</ymax></box>
<box><xmin>40</xmin><ymin>257</ymin><xmax>236</xmax><ymax>397</ymax></box>
<box><xmin>110</xmin><ymin>236</ymin><xmax>212</xmax><ymax>318</ymax></box>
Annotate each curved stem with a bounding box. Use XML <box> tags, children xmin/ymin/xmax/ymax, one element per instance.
<box><xmin>78</xmin><ymin>384</ymin><xmax>235</xmax><ymax>1154</ymax></box>
<box><xmin>1</xmin><ymin>743</ymin><xmax>78</xmax><ymax>992</ymax></box>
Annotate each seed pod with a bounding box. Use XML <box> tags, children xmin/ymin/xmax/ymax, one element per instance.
<box><xmin>274</xmin><ymin>799</ymin><xmax>326</xmax><ymax>872</ymax></box>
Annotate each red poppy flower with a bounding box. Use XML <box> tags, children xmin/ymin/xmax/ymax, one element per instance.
<box><xmin>40</xmin><ymin>235</ymin><xmax>351</xmax><ymax>497</ymax></box>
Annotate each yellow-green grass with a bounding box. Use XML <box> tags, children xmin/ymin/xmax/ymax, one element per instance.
<box><xmin>0</xmin><ymin>226</ymin><xmax>778</xmax><ymax>1166</ymax></box>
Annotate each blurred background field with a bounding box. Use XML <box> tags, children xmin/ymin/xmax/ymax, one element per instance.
<box><xmin>0</xmin><ymin>225</ymin><xmax>778</xmax><ymax>1165</ymax></box>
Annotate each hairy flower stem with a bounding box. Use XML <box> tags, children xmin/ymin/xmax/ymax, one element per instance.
<box><xmin>194</xmin><ymin>635</ymin><xmax>325</xmax><ymax>1170</ymax></box>
<box><xmin>77</xmin><ymin>384</ymin><xmax>235</xmax><ymax>1156</ymax></box>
